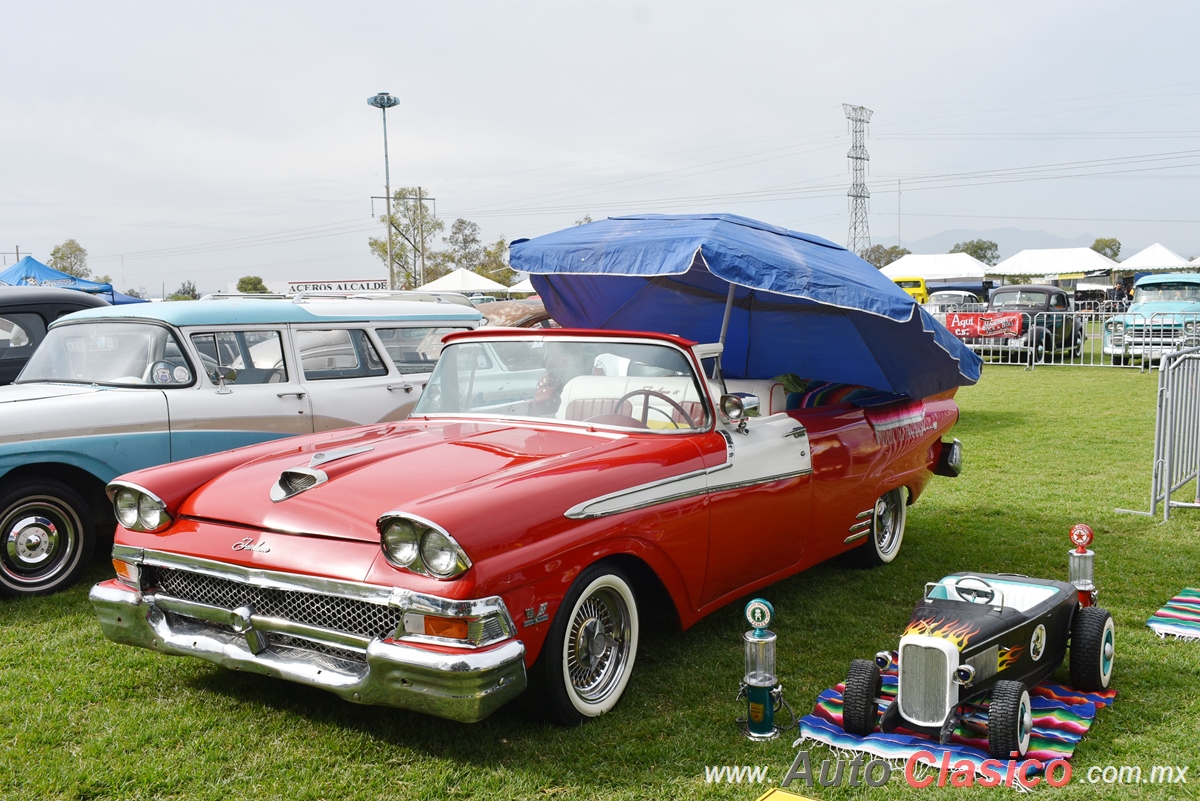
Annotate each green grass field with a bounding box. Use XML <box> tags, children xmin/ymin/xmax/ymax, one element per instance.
<box><xmin>2</xmin><ymin>365</ymin><xmax>1198</xmax><ymax>800</ymax></box>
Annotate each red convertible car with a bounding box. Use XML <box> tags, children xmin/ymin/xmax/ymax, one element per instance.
<box><xmin>92</xmin><ymin>327</ymin><xmax>962</xmax><ymax>724</ymax></box>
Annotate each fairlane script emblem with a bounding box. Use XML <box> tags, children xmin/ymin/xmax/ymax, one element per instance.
<box><xmin>232</xmin><ymin>538</ymin><xmax>271</xmax><ymax>553</ymax></box>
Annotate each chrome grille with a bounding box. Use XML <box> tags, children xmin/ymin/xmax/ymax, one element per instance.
<box><xmin>899</xmin><ymin>643</ymin><xmax>949</xmax><ymax>726</ymax></box>
<box><xmin>146</xmin><ymin>566</ymin><xmax>402</xmax><ymax>644</ymax></box>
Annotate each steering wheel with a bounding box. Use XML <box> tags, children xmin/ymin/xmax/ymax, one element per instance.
<box><xmin>616</xmin><ymin>389</ymin><xmax>697</xmax><ymax>429</ymax></box>
<box><xmin>952</xmin><ymin>575</ymin><xmax>1003</xmax><ymax>606</ymax></box>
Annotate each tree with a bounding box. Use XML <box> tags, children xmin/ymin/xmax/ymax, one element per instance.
<box><xmin>48</xmin><ymin>239</ymin><xmax>90</xmax><ymax>278</ymax></box>
<box><xmin>949</xmin><ymin>239</ymin><xmax>1000</xmax><ymax>266</ymax></box>
<box><xmin>860</xmin><ymin>244</ymin><xmax>911</xmax><ymax>269</ymax></box>
<box><xmin>574</xmin><ymin>214</ymin><xmax>594</xmax><ymax>226</ymax></box>
<box><xmin>94</xmin><ymin>274</ymin><xmax>113</xmax><ymax>285</ymax></box>
<box><xmin>123</xmin><ymin>287</ymin><xmax>145</xmax><ymax>299</ymax></box>
<box><xmin>237</xmin><ymin>275</ymin><xmax>270</xmax><ymax>293</ymax></box>
<box><xmin>169</xmin><ymin>280</ymin><xmax>199</xmax><ymax>301</ymax></box>
<box><xmin>1091</xmin><ymin>238</ymin><xmax>1121</xmax><ymax>261</ymax></box>
<box><xmin>368</xmin><ymin>187</ymin><xmax>445</xmax><ymax>288</ymax></box>
<box><xmin>480</xmin><ymin>237</ymin><xmax>517</xmax><ymax>285</ymax></box>
<box><xmin>443</xmin><ymin>218</ymin><xmax>485</xmax><ymax>272</ymax></box>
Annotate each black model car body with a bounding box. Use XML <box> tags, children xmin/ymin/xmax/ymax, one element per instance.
<box><xmin>0</xmin><ymin>287</ymin><xmax>109</xmax><ymax>384</ymax></box>
<box><xmin>842</xmin><ymin>572</ymin><xmax>1114</xmax><ymax>759</ymax></box>
<box><xmin>953</xmin><ymin>285</ymin><xmax>1083</xmax><ymax>362</ymax></box>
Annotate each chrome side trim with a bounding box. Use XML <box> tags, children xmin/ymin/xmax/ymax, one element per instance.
<box><xmin>564</xmin><ymin>466</ymin><xmax>812</xmax><ymax>520</ymax></box>
<box><xmin>856</xmin><ymin>509</ymin><xmax>874</xmax><ymax>520</ymax></box>
<box><xmin>844</xmin><ymin>530</ymin><xmax>869</xmax><ymax>545</ymax></box>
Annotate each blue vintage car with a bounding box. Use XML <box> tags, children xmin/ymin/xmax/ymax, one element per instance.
<box><xmin>0</xmin><ymin>295</ymin><xmax>479</xmax><ymax>597</ymax></box>
<box><xmin>1103</xmin><ymin>273</ymin><xmax>1200</xmax><ymax>364</ymax></box>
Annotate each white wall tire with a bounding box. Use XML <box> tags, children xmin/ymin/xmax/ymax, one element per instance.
<box><xmin>532</xmin><ymin>563</ymin><xmax>640</xmax><ymax>725</ymax></box>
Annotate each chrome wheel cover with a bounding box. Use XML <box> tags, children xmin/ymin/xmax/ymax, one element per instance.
<box><xmin>1</xmin><ymin>497</ymin><xmax>80</xmax><ymax>584</ymax></box>
<box><xmin>566</xmin><ymin>587</ymin><xmax>632</xmax><ymax>704</ymax></box>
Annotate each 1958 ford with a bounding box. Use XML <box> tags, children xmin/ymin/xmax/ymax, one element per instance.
<box><xmin>92</xmin><ymin>327</ymin><xmax>964</xmax><ymax>724</ymax></box>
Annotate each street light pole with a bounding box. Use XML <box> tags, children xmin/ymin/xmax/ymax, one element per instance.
<box><xmin>367</xmin><ymin>92</ymin><xmax>401</xmax><ymax>289</ymax></box>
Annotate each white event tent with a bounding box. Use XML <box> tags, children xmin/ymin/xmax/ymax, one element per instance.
<box><xmin>418</xmin><ymin>268</ymin><xmax>508</xmax><ymax>293</ymax></box>
<box><xmin>880</xmin><ymin>253</ymin><xmax>988</xmax><ymax>282</ymax></box>
<box><xmin>989</xmin><ymin>247</ymin><xmax>1118</xmax><ymax>278</ymax></box>
<box><xmin>508</xmin><ymin>277</ymin><xmax>536</xmax><ymax>293</ymax></box>
<box><xmin>1119</xmin><ymin>243</ymin><xmax>1192</xmax><ymax>273</ymax></box>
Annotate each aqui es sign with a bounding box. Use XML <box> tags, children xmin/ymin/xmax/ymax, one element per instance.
<box><xmin>288</xmin><ymin>279</ymin><xmax>388</xmax><ymax>292</ymax></box>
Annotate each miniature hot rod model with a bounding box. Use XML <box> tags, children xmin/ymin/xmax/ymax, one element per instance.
<box><xmin>841</xmin><ymin>533</ymin><xmax>1115</xmax><ymax>759</ymax></box>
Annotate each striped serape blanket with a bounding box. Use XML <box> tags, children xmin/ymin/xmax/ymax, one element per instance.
<box><xmin>1147</xmin><ymin>588</ymin><xmax>1200</xmax><ymax>641</ymax></box>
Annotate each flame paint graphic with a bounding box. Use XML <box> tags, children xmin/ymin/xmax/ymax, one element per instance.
<box><xmin>997</xmin><ymin>645</ymin><xmax>1025</xmax><ymax>671</ymax></box>
<box><xmin>902</xmin><ymin>617</ymin><xmax>982</xmax><ymax>650</ymax></box>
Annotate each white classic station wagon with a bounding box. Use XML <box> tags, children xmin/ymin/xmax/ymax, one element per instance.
<box><xmin>0</xmin><ymin>294</ymin><xmax>480</xmax><ymax>597</ymax></box>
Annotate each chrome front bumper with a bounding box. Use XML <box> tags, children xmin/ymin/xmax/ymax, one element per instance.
<box><xmin>90</xmin><ymin>579</ymin><xmax>527</xmax><ymax>722</ymax></box>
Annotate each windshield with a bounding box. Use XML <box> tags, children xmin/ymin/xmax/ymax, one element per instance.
<box><xmin>17</xmin><ymin>322</ymin><xmax>193</xmax><ymax>387</ymax></box>
<box><xmin>414</xmin><ymin>338</ymin><xmax>710</xmax><ymax>431</ymax></box>
<box><xmin>991</xmin><ymin>291</ymin><xmax>1049</xmax><ymax>309</ymax></box>
<box><xmin>1134</xmin><ymin>282</ymin><xmax>1200</xmax><ymax>304</ymax></box>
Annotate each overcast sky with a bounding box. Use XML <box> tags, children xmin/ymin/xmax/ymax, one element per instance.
<box><xmin>5</xmin><ymin>1</ymin><xmax>1200</xmax><ymax>294</ymax></box>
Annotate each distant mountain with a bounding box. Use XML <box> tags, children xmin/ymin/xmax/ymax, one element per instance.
<box><xmin>894</xmin><ymin>228</ymin><xmax>1096</xmax><ymax>261</ymax></box>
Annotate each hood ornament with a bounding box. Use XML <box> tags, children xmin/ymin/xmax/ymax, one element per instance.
<box><xmin>270</xmin><ymin>444</ymin><xmax>375</xmax><ymax>503</ymax></box>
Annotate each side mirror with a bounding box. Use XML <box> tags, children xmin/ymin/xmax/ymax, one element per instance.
<box><xmin>216</xmin><ymin>367</ymin><xmax>238</xmax><ymax>394</ymax></box>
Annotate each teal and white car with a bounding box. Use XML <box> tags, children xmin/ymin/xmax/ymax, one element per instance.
<box><xmin>0</xmin><ymin>295</ymin><xmax>479</xmax><ymax>597</ymax></box>
<box><xmin>1103</xmin><ymin>274</ymin><xmax>1200</xmax><ymax>364</ymax></box>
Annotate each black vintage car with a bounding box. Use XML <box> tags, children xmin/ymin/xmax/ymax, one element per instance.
<box><xmin>842</xmin><ymin>572</ymin><xmax>1114</xmax><ymax>759</ymax></box>
<box><xmin>0</xmin><ymin>287</ymin><xmax>109</xmax><ymax>384</ymax></box>
<box><xmin>960</xmin><ymin>285</ymin><xmax>1084</xmax><ymax>363</ymax></box>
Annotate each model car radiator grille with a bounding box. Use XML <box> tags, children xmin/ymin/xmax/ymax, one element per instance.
<box><xmin>899</xmin><ymin>643</ymin><xmax>949</xmax><ymax>726</ymax></box>
<box><xmin>146</xmin><ymin>566</ymin><xmax>402</xmax><ymax>656</ymax></box>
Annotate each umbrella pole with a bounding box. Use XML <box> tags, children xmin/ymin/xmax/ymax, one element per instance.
<box><xmin>714</xmin><ymin>283</ymin><xmax>736</xmax><ymax>379</ymax></box>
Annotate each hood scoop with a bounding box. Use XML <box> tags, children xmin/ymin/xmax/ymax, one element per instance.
<box><xmin>269</xmin><ymin>444</ymin><xmax>374</xmax><ymax>503</ymax></box>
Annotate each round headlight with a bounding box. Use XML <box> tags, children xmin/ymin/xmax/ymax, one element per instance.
<box><xmin>420</xmin><ymin>529</ymin><xmax>459</xmax><ymax>577</ymax></box>
<box><xmin>382</xmin><ymin>520</ymin><xmax>420</xmax><ymax>566</ymax></box>
<box><xmin>137</xmin><ymin>494</ymin><xmax>169</xmax><ymax>531</ymax></box>
<box><xmin>1114</xmin><ymin>321</ymin><xmax>1124</xmax><ymax>334</ymax></box>
<box><xmin>114</xmin><ymin>488</ymin><xmax>140</xmax><ymax>529</ymax></box>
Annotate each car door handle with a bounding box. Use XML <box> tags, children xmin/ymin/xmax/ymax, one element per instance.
<box><xmin>387</xmin><ymin>383</ymin><xmax>413</xmax><ymax>393</ymax></box>
<box><xmin>276</xmin><ymin>390</ymin><xmax>306</xmax><ymax>399</ymax></box>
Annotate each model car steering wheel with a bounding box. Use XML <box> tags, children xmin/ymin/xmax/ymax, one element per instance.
<box><xmin>952</xmin><ymin>575</ymin><xmax>1003</xmax><ymax>606</ymax></box>
<box><xmin>615</xmin><ymin>390</ymin><xmax>696</xmax><ymax>429</ymax></box>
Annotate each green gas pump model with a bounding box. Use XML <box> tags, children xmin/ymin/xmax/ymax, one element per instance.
<box><xmin>739</xmin><ymin>598</ymin><xmax>781</xmax><ymax>740</ymax></box>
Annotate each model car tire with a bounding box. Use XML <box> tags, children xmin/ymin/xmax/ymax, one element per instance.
<box><xmin>857</xmin><ymin>487</ymin><xmax>906</xmax><ymax>566</ymax></box>
<box><xmin>1072</xmin><ymin>328</ymin><xmax>1084</xmax><ymax>358</ymax></box>
<box><xmin>0</xmin><ymin>477</ymin><xmax>95</xmax><ymax>597</ymax></box>
<box><xmin>529</xmin><ymin>562</ymin><xmax>640</xmax><ymax>725</ymax></box>
<box><xmin>1070</xmin><ymin>606</ymin><xmax>1115</xmax><ymax>691</ymax></box>
<box><xmin>987</xmin><ymin>680</ymin><xmax>1032</xmax><ymax>759</ymax></box>
<box><xmin>1112</xmin><ymin>354</ymin><xmax>1126</xmax><ymax>366</ymax></box>
<box><xmin>842</xmin><ymin>659</ymin><xmax>882</xmax><ymax>735</ymax></box>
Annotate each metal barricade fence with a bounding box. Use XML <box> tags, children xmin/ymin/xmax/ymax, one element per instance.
<box><xmin>1119</xmin><ymin>346</ymin><xmax>1200</xmax><ymax>521</ymax></box>
<box><xmin>937</xmin><ymin>309</ymin><xmax>1200</xmax><ymax>371</ymax></box>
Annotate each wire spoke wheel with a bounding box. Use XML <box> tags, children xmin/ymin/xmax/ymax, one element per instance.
<box><xmin>566</xmin><ymin>590</ymin><xmax>631</xmax><ymax>704</ymax></box>
<box><xmin>532</xmin><ymin>563</ymin><xmax>640</xmax><ymax>724</ymax></box>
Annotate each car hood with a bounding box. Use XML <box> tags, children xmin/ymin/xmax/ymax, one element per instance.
<box><xmin>180</xmin><ymin>417</ymin><xmax>706</xmax><ymax>557</ymax></box>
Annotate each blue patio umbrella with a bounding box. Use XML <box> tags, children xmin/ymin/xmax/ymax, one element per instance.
<box><xmin>511</xmin><ymin>214</ymin><xmax>981</xmax><ymax>400</ymax></box>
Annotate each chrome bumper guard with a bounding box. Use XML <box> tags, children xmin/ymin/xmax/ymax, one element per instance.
<box><xmin>90</xmin><ymin>579</ymin><xmax>527</xmax><ymax>723</ymax></box>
